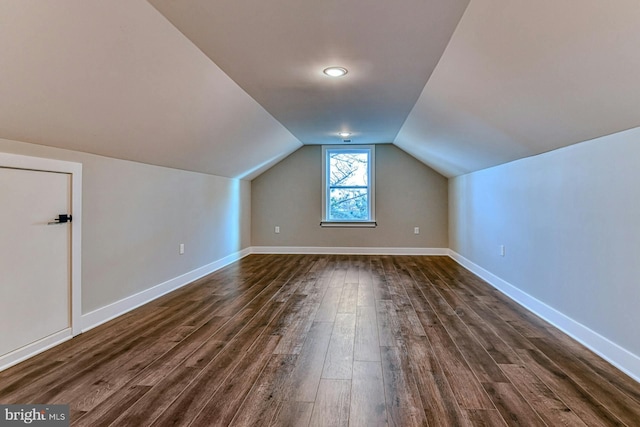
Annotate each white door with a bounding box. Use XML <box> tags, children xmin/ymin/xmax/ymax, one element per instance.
<box><xmin>0</xmin><ymin>167</ymin><xmax>71</xmax><ymax>358</ymax></box>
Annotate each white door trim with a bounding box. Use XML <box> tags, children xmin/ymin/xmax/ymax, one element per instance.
<box><xmin>0</xmin><ymin>152</ymin><xmax>82</xmax><ymax>366</ymax></box>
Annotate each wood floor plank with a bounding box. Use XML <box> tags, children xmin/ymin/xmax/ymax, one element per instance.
<box><xmin>381</xmin><ymin>257</ymin><xmax>416</xmax><ymax>309</ymax></box>
<box><xmin>354</xmin><ymin>305</ymin><xmax>381</xmax><ymax>362</ymax></box>
<box><xmin>349</xmin><ymin>361</ymin><xmax>387</xmax><ymax>427</ymax></box>
<box><xmin>417</xmin><ymin>257</ymin><xmax>537</xmax><ymax>358</ymax></box>
<box><xmin>230</xmin><ymin>354</ymin><xmax>298</xmax><ymax>427</ymax></box>
<box><xmin>184</xmin><ymin>308</ymin><xmax>258</xmax><ymax>369</ymax></box>
<box><xmin>271</xmin><ymin>401</ymin><xmax>314</xmax><ymax>427</ymax></box>
<box><xmin>543</xmin><ymin>326</ymin><xmax>640</xmax><ymax>404</ymax></box>
<box><xmin>134</xmin><ymin>270</ymin><xmax>303</xmax><ymax>425</ymax></box>
<box><xmin>272</xmin><ymin>293</ymin><xmax>321</xmax><ymax>355</ymax></box>
<box><xmin>52</xmin><ymin>311</ymin><xmax>211</xmax><ymax>410</ymax></box>
<box><xmin>480</xmin><ymin>297</ymin><xmax>550</xmax><ymax>340</ymax></box>
<box><xmin>439</xmin><ymin>313</ymin><xmax>510</xmax><ymax>384</ymax></box>
<box><xmin>0</xmin><ymin>301</ymin><xmax>186</xmax><ymax>403</ymax></box>
<box><xmin>148</xmin><ymin>332</ymin><xmax>275</xmax><ymax>426</ymax></box>
<box><xmin>54</xmin><ymin>338</ymin><xmax>177</xmax><ymax>411</ymax></box>
<box><xmin>344</xmin><ymin>256</ymin><xmax>360</xmax><ymax>284</ymax></box>
<box><xmin>147</xmin><ymin>257</ymin><xmax>315</xmax><ymax>425</ymax></box>
<box><xmin>357</xmin><ymin>281</ymin><xmax>376</xmax><ymax>307</ymax></box>
<box><xmin>463</xmin><ymin>409</ymin><xmax>508</xmax><ymax>426</ymax></box>
<box><xmin>481</xmin><ymin>382</ymin><xmax>547</xmax><ymax>427</ymax></box>
<box><xmin>214</xmin><ymin>256</ymin><xmax>305</xmax><ymax>319</ymax></box>
<box><xmin>337</xmin><ymin>282</ymin><xmax>358</xmax><ymax>313</ymax></box>
<box><xmin>112</xmin><ymin>296</ymin><xmax>289</xmax><ymax>425</ymax></box>
<box><xmin>308</xmin><ymin>379</ymin><xmax>351</xmax><ymax>427</ymax></box>
<box><xmin>73</xmin><ymin>385</ymin><xmax>152</xmax><ymax>427</ymax></box>
<box><xmin>438</xmin><ymin>286</ymin><xmax>523</xmax><ymax>365</ymax></box>
<box><xmin>322</xmin><ymin>313</ymin><xmax>356</xmax><ymax>380</ymax></box>
<box><xmin>529</xmin><ymin>336</ymin><xmax>640</xmax><ymax>425</ymax></box>
<box><xmin>0</xmin><ymin>359</ymin><xmax>64</xmax><ymax>399</ymax></box>
<box><xmin>273</xmin><ymin>258</ymin><xmax>329</xmax><ymax>355</ymax></box>
<box><xmin>357</xmin><ymin>259</ymin><xmax>373</xmax><ymax>287</ymax></box>
<box><xmin>51</xmin><ymin>258</ymin><xmax>288</xmax><ymax>411</ymax></box>
<box><xmin>419</xmin><ymin>319</ymin><xmax>495</xmax><ymax>410</ymax></box>
<box><xmin>516</xmin><ymin>347</ymin><xmax>625</xmax><ymax>426</ymax></box>
<box><xmin>135</xmin><ymin>315</ymin><xmax>231</xmax><ymax>386</ymax></box>
<box><xmin>99</xmin><ymin>366</ymin><xmax>201</xmax><ymax>427</ymax></box>
<box><xmin>76</xmin><ymin>278</ymin><xmax>282</xmax><ymax>424</ymax></box>
<box><xmin>404</xmin><ymin>335</ymin><xmax>471</xmax><ymax>427</ymax></box>
<box><xmin>380</xmin><ymin>345</ymin><xmax>428</xmax><ymax>427</ymax></box>
<box><xmin>188</xmin><ymin>335</ymin><xmax>280</xmax><ymax>427</ymax></box>
<box><xmin>500</xmin><ymin>363</ymin><xmax>588</xmax><ymax>426</ymax></box>
<box><xmin>315</xmin><ymin>287</ymin><xmax>343</xmax><ymax>322</ymax></box>
<box><xmin>382</xmin><ymin>265</ymin><xmax>427</xmax><ymax>339</ymax></box>
<box><xmin>370</xmin><ymin>256</ymin><xmax>392</xmax><ymax>301</ymax></box>
<box><xmin>282</xmin><ymin>321</ymin><xmax>334</xmax><ymax>402</ymax></box>
<box><xmin>405</xmin><ymin>270</ymin><xmax>495</xmax><ymax>411</ymax></box>
<box><xmin>395</xmin><ymin>305</ymin><xmax>426</xmax><ymax>339</ymax></box>
<box><xmin>1</xmin><ymin>254</ymin><xmax>638</xmax><ymax>427</ymax></box>
<box><xmin>376</xmin><ymin>299</ymin><xmax>403</xmax><ymax>347</ymax></box>
<box><xmin>463</xmin><ymin>296</ymin><xmax>537</xmax><ymax>354</ymax></box>
<box><xmin>4</xmin><ymin>316</ymin><xmax>171</xmax><ymax>404</ymax></box>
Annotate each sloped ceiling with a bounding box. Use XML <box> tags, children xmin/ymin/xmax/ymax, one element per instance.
<box><xmin>2</xmin><ymin>1</ymin><xmax>640</xmax><ymax>179</ymax></box>
<box><xmin>0</xmin><ymin>1</ymin><xmax>301</xmax><ymax>179</ymax></box>
<box><xmin>396</xmin><ymin>0</ymin><xmax>640</xmax><ymax>177</ymax></box>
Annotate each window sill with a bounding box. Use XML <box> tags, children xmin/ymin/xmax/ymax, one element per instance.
<box><xmin>320</xmin><ymin>221</ymin><xmax>377</xmax><ymax>228</ymax></box>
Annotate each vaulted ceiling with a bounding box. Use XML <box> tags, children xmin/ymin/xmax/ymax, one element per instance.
<box><xmin>147</xmin><ymin>0</ymin><xmax>470</xmax><ymax>149</ymax></box>
<box><xmin>2</xmin><ymin>1</ymin><xmax>640</xmax><ymax>179</ymax></box>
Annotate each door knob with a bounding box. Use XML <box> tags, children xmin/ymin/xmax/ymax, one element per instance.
<box><xmin>48</xmin><ymin>214</ymin><xmax>72</xmax><ymax>225</ymax></box>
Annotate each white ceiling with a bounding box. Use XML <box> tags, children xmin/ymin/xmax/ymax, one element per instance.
<box><xmin>2</xmin><ymin>0</ymin><xmax>640</xmax><ymax>179</ymax></box>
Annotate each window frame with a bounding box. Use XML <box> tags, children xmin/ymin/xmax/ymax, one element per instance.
<box><xmin>321</xmin><ymin>145</ymin><xmax>376</xmax><ymax>228</ymax></box>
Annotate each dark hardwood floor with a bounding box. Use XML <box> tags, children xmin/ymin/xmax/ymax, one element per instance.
<box><xmin>1</xmin><ymin>254</ymin><xmax>640</xmax><ymax>426</ymax></box>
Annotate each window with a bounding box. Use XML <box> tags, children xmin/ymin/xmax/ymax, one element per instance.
<box><xmin>321</xmin><ymin>145</ymin><xmax>376</xmax><ymax>227</ymax></box>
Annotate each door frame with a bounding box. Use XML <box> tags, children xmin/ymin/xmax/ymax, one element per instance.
<box><xmin>0</xmin><ymin>152</ymin><xmax>82</xmax><ymax>369</ymax></box>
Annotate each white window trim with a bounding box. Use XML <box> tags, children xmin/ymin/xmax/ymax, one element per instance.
<box><xmin>321</xmin><ymin>145</ymin><xmax>376</xmax><ymax>227</ymax></box>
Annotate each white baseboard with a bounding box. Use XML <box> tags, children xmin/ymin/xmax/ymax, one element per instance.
<box><xmin>0</xmin><ymin>329</ymin><xmax>73</xmax><ymax>372</ymax></box>
<box><xmin>81</xmin><ymin>247</ymin><xmax>251</xmax><ymax>332</ymax></box>
<box><xmin>250</xmin><ymin>246</ymin><xmax>449</xmax><ymax>255</ymax></box>
<box><xmin>448</xmin><ymin>250</ymin><xmax>640</xmax><ymax>383</ymax></box>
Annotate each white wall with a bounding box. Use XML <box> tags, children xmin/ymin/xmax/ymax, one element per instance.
<box><xmin>0</xmin><ymin>138</ymin><xmax>250</xmax><ymax>316</ymax></box>
<box><xmin>449</xmin><ymin>127</ymin><xmax>640</xmax><ymax>377</ymax></box>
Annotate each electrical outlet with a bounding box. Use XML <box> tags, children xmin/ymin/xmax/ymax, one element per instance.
<box><xmin>275</xmin><ymin>226</ymin><xmax>280</xmax><ymax>234</ymax></box>
<box><xmin>414</xmin><ymin>227</ymin><xmax>420</xmax><ymax>235</ymax></box>
<box><xmin>500</xmin><ymin>245</ymin><xmax>505</xmax><ymax>257</ymax></box>
<box><xmin>179</xmin><ymin>243</ymin><xmax>185</xmax><ymax>255</ymax></box>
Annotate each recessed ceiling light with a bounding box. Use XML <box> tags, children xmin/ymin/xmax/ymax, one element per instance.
<box><xmin>323</xmin><ymin>67</ymin><xmax>348</xmax><ymax>77</ymax></box>
<box><xmin>338</xmin><ymin>132</ymin><xmax>351</xmax><ymax>137</ymax></box>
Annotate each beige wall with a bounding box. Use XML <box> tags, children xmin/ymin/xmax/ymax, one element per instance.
<box><xmin>0</xmin><ymin>138</ymin><xmax>250</xmax><ymax>314</ymax></box>
<box><xmin>251</xmin><ymin>144</ymin><xmax>448</xmax><ymax>248</ymax></box>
